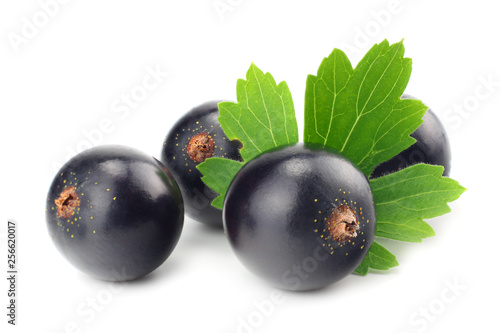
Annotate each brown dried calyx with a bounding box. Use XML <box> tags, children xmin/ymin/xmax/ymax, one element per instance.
<box><xmin>55</xmin><ymin>186</ymin><xmax>80</xmax><ymax>219</ymax></box>
<box><xmin>327</xmin><ymin>204</ymin><xmax>359</xmax><ymax>243</ymax></box>
<box><xmin>187</xmin><ymin>132</ymin><xmax>215</xmax><ymax>163</ymax></box>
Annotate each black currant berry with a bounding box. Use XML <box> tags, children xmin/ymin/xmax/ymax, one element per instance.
<box><xmin>223</xmin><ymin>143</ymin><xmax>376</xmax><ymax>291</ymax></box>
<box><xmin>46</xmin><ymin>145</ymin><xmax>184</xmax><ymax>281</ymax></box>
<box><xmin>161</xmin><ymin>101</ymin><xmax>242</xmax><ymax>227</ymax></box>
<box><xmin>371</xmin><ymin>94</ymin><xmax>451</xmax><ymax>179</ymax></box>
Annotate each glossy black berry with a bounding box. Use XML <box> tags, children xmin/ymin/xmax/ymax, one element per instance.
<box><xmin>371</xmin><ymin>94</ymin><xmax>451</xmax><ymax>179</ymax></box>
<box><xmin>223</xmin><ymin>143</ymin><xmax>376</xmax><ymax>291</ymax></box>
<box><xmin>46</xmin><ymin>145</ymin><xmax>184</xmax><ymax>281</ymax></box>
<box><xmin>161</xmin><ymin>101</ymin><xmax>242</xmax><ymax>227</ymax></box>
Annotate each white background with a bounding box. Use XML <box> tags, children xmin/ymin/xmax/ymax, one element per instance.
<box><xmin>1</xmin><ymin>1</ymin><xmax>499</xmax><ymax>332</ymax></box>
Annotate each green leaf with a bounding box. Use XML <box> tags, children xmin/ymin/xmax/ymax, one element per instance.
<box><xmin>197</xmin><ymin>158</ymin><xmax>244</xmax><ymax>209</ymax></box>
<box><xmin>304</xmin><ymin>39</ymin><xmax>428</xmax><ymax>177</ymax></box>
<box><xmin>354</xmin><ymin>241</ymin><xmax>399</xmax><ymax>275</ymax></box>
<box><xmin>370</xmin><ymin>163</ymin><xmax>466</xmax><ymax>242</ymax></box>
<box><xmin>218</xmin><ymin>63</ymin><xmax>299</xmax><ymax>162</ymax></box>
<box><xmin>301</xmin><ymin>40</ymin><xmax>467</xmax><ymax>273</ymax></box>
<box><xmin>304</xmin><ymin>48</ymin><xmax>353</xmax><ymax>144</ymax></box>
<box><xmin>198</xmin><ymin>63</ymin><xmax>299</xmax><ymax>208</ymax></box>
<box><xmin>356</xmin><ymin>164</ymin><xmax>466</xmax><ymax>273</ymax></box>
<box><xmin>196</xmin><ymin>41</ymin><xmax>467</xmax><ymax>277</ymax></box>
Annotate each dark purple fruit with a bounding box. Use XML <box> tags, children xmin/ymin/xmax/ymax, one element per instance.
<box><xmin>161</xmin><ymin>101</ymin><xmax>242</xmax><ymax>227</ymax></box>
<box><xmin>371</xmin><ymin>94</ymin><xmax>451</xmax><ymax>179</ymax></box>
<box><xmin>46</xmin><ymin>145</ymin><xmax>184</xmax><ymax>281</ymax></box>
<box><xmin>224</xmin><ymin>143</ymin><xmax>376</xmax><ymax>291</ymax></box>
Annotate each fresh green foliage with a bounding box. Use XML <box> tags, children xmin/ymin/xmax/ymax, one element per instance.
<box><xmin>218</xmin><ymin>63</ymin><xmax>299</xmax><ymax>162</ymax></box>
<box><xmin>198</xmin><ymin>39</ymin><xmax>466</xmax><ymax>275</ymax></box>
<box><xmin>304</xmin><ymin>40</ymin><xmax>428</xmax><ymax>177</ymax></box>
<box><xmin>356</xmin><ymin>164</ymin><xmax>466</xmax><ymax>274</ymax></box>
<box><xmin>197</xmin><ymin>63</ymin><xmax>299</xmax><ymax>208</ymax></box>
<box><xmin>354</xmin><ymin>241</ymin><xmax>399</xmax><ymax>276</ymax></box>
<box><xmin>304</xmin><ymin>40</ymin><xmax>466</xmax><ymax>273</ymax></box>
<box><xmin>197</xmin><ymin>158</ymin><xmax>244</xmax><ymax>209</ymax></box>
<box><xmin>370</xmin><ymin>164</ymin><xmax>466</xmax><ymax>242</ymax></box>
